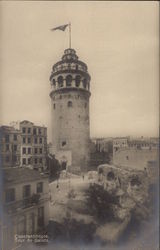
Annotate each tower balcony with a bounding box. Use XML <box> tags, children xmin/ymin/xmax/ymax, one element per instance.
<box><xmin>50</xmin><ymin>75</ymin><xmax>90</xmax><ymax>94</ymax></box>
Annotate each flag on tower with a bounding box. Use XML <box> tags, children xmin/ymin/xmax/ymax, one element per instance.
<box><xmin>51</xmin><ymin>24</ymin><xmax>69</xmax><ymax>32</ymax></box>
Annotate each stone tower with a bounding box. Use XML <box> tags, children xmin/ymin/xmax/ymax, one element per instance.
<box><xmin>49</xmin><ymin>48</ymin><xmax>91</xmax><ymax>174</ymax></box>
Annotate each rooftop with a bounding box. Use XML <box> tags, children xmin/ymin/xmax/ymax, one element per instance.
<box><xmin>0</xmin><ymin>126</ymin><xmax>21</xmax><ymax>133</ymax></box>
<box><xmin>3</xmin><ymin>167</ymin><xmax>48</xmax><ymax>185</ymax></box>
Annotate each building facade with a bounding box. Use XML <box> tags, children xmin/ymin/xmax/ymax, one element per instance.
<box><xmin>1</xmin><ymin>168</ymin><xmax>49</xmax><ymax>250</ymax></box>
<box><xmin>0</xmin><ymin>122</ymin><xmax>47</xmax><ymax>171</ymax></box>
<box><xmin>0</xmin><ymin>126</ymin><xmax>21</xmax><ymax>168</ymax></box>
<box><xmin>49</xmin><ymin>48</ymin><xmax>91</xmax><ymax>174</ymax></box>
<box><xmin>20</xmin><ymin>121</ymin><xmax>47</xmax><ymax>171</ymax></box>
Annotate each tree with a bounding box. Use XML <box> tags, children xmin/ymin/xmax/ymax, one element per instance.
<box><xmin>85</xmin><ymin>184</ymin><xmax>119</xmax><ymax>223</ymax></box>
<box><xmin>46</xmin><ymin>154</ymin><xmax>61</xmax><ymax>181</ymax></box>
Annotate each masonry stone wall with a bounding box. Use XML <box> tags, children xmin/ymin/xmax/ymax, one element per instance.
<box><xmin>51</xmin><ymin>89</ymin><xmax>90</xmax><ymax>173</ymax></box>
<box><xmin>113</xmin><ymin>147</ymin><xmax>158</xmax><ymax>170</ymax></box>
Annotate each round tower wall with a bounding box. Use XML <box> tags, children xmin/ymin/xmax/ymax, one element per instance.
<box><xmin>51</xmin><ymin>89</ymin><xmax>90</xmax><ymax>173</ymax></box>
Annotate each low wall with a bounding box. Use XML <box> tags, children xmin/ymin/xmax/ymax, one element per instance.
<box><xmin>113</xmin><ymin>148</ymin><xmax>159</xmax><ymax>170</ymax></box>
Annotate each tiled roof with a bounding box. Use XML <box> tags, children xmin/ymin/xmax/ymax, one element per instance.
<box><xmin>3</xmin><ymin>168</ymin><xmax>48</xmax><ymax>185</ymax></box>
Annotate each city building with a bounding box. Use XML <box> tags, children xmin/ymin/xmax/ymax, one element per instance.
<box><xmin>1</xmin><ymin>168</ymin><xmax>49</xmax><ymax>250</ymax></box>
<box><xmin>20</xmin><ymin>120</ymin><xmax>47</xmax><ymax>171</ymax></box>
<box><xmin>49</xmin><ymin>48</ymin><xmax>91</xmax><ymax>174</ymax></box>
<box><xmin>0</xmin><ymin>126</ymin><xmax>21</xmax><ymax>168</ymax></box>
<box><xmin>113</xmin><ymin>137</ymin><xmax>129</xmax><ymax>151</ymax></box>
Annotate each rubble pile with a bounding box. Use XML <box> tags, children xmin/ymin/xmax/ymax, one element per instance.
<box><xmin>97</xmin><ymin>164</ymin><xmax>151</xmax><ymax>222</ymax></box>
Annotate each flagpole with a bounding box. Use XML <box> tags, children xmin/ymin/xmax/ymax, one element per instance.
<box><xmin>69</xmin><ymin>22</ymin><xmax>71</xmax><ymax>48</ymax></box>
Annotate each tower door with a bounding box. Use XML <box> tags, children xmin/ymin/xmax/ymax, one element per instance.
<box><xmin>61</xmin><ymin>161</ymin><xmax>67</xmax><ymax>170</ymax></box>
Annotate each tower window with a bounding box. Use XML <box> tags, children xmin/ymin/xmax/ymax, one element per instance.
<box><xmin>87</xmin><ymin>82</ymin><xmax>90</xmax><ymax>90</ymax></box>
<box><xmin>57</xmin><ymin>76</ymin><xmax>63</xmax><ymax>88</ymax></box>
<box><xmin>52</xmin><ymin>79</ymin><xmax>56</xmax><ymax>87</ymax></box>
<box><xmin>83</xmin><ymin>79</ymin><xmax>87</xmax><ymax>89</ymax></box>
<box><xmin>75</xmin><ymin>75</ymin><xmax>81</xmax><ymax>87</ymax></box>
<box><xmin>76</xmin><ymin>65</ymin><xmax>78</xmax><ymax>70</ymax></box>
<box><xmin>62</xmin><ymin>141</ymin><xmax>66</xmax><ymax>147</ymax></box>
<box><xmin>66</xmin><ymin>75</ymin><xmax>72</xmax><ymax>87</ymax></box>
<box><xmin>84</xmin><ymin>102</ymin><xmax>87</xmax><ymax>108</ymax></box>
<box><xmin>53</xmin><ymin>103</ymin><xmax>56</xmax><ymax>109</ymax></box>
<box><xmin>68</xmin><ymin>101</ymin><xmax>72</xmax><ymax>107</ymax></box>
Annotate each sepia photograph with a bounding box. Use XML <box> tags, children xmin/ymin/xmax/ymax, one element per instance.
<box><xmin>0</xmin><ymin>1</ymin><xmax>159</xmax><ymax>250</ymax></box>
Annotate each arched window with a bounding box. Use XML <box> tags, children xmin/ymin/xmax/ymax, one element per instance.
<box><xmin>66</xmin><ymin>75</ymin><xmax>72</xmax><ymax>87</ymax></box>
<box><xmin>52</xmin><ymin>78</ymin><xmax>56</xmax><ymax>87</ymax></box>
<box><xmin>76</xmin><ymin>65</ymin><xmax>78</xmax><ymax>70</ymax></box>
<box><xmin>87</xmin><ymin>82</ymin><xmax>89</xmax><ymax>90</ymax></box>
<box><xmin>107</xmin><ymin>171</ymin><xmax>115</xmax><ymax>181</ymax></box>
<box><xmin>75</xmin><ymin>75</ymin><xmax>81</xmax><ymax>87</ymax></box>
<box><xmin>68</xmin><ymin>101</ymin><xmax>72</xmax><ymax>107</ymax></box>
<box><xmin>83</xmin><ymin>78</ymin><xmax>87</xmax><ymax>89</ymax></box>
<box><xmin>57</xmin><ymin>76</ymin><xmax>63</xmax><ymax>88</ymax></box>
<box><xmin>53</xmin><ymin>103</ymin><xmax>56</xmax><ymax>109</ymax></box>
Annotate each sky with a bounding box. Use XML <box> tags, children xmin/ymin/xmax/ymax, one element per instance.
<box><xmin>0</xmin><ymin>1</ymin><xmax>159</xmax><ymax>141</ymax></box>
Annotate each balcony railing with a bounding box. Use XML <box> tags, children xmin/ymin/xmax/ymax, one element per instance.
<box><xmin>4</xmin><ymin>194</ymin><xmax>41</xmax><ymax>214</ymax></box>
